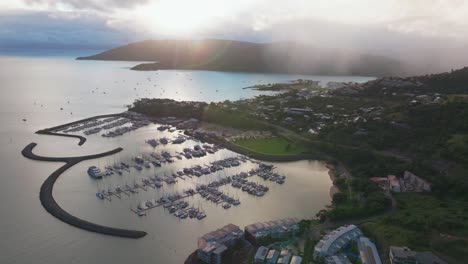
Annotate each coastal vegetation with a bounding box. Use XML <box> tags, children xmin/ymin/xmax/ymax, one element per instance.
<box><xmin>129</xmin><ymin>67</ymin><xmax>468</xmax><ymax>262</ymax></box>
<box><xmin>362</xmin><ymin>193</ymin><xmax>468</xmax><ymax>262</ymax></box>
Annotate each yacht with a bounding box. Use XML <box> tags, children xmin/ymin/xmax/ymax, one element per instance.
<box><xmin>172</xmin><ymin>137</ymin><xmax>186</xmax><ymax>144</ymax></box>
<box><xmin>197</xmin><ymin>212</ymin><xmax>207</xmax><ymax>220</ymax></box>
<box><xmin>87</xmin><ymin>166</ymin><xmax>103</xmax><ymax>179</ymax></box>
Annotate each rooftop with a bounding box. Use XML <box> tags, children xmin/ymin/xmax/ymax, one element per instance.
<box><xmin>314</xmin><ymin>225</ymin><xmax>362</xmax><ymax>256</ymax></box>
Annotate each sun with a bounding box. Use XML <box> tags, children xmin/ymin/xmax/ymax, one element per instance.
<box><xmin>134</xmin><ymin>0</ymin><xmax>253</xmax><ymax>36</ymax></box>
<box><xmin>137</xmin><ymin>0</ymin><xmax>220</xmax><ymax>35</ymax></box>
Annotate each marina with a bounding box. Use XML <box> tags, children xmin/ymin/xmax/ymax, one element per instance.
<box><xmin>4</xmin><ymin>54</ymin><xmax>339</xmax><ymax>264</ymax></box>
<box><xmin>92</xmin><ymin>153</ymin><xmax>287</xmax><ymax>219</ymax></box>
<box><xmin>48</xmin><ymin>114</ymin><xmax>294</xmax><ymax>224</ymax></box>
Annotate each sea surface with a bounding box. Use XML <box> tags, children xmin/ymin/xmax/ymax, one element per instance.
<box><xmin>0</xmin><ymin>51</ymin><xmax>373</xmax><ymax>264</ymax></box>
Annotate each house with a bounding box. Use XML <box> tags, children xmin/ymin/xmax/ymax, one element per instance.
<box><xmin>265</xmin><ymin>249</ymin><xmax>279</xmax><ymax>264</ymax></box>
<box><xmin>290</xmin><ymin>255</ymin><xmax>303</xmax><ymax>264</ymax></box>
<box><xmin>277</xmin><ymin>252</ymin><xmax>292</xmax><ymax>264</ymax></box>
<box><xmin>325</xmin><ymin>254</ymin><xmax>352</xmax><ymax>264</ymax></box>
<box><xmin>197</xmin><ymin>224</ymin><xmax>243</xmax><ymax>264</ymax></box>
<box><xmin>389</xmin><ymin>246</ymin><xmax>447</xmax><ymax>264</ymax></box>
<box><xmin>387</xmin><ymin>175</ymin><xmax>401</xmax><ymax>193</ymax></box>
<box><xmin>244</xmin><ymin>218</ymin><xmax>298</xmax><ymax>245</ymax></box>
<box><xmin>254</xmin><ymin>246</ymin><xmax>269</xmax><ymax>263</ymax></box>
<box><xmin>285</xmin><ymin>108</ymin><xmax>314</xmax><ymax>115</ymax></box>
<box><xmin>401</xmin><ymin>171</ymin><xmax>431</xmax><ymax>192</ymax></box>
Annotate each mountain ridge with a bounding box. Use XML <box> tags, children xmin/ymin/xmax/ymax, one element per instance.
<box><xmin>77</xmin><ymin>39</ymin><xmax>410</xmax><ymax>77</ymax></box>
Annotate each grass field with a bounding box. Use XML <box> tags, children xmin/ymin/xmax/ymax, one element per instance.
<box><xmin>234</xmin><ymin>137</ymin><xmax>306</xmax><ymax>156</ymax></box>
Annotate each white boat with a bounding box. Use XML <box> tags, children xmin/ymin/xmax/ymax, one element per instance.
<box><xmin>87</xmin><ymin>166</ymin><xmax>103</xmax><ymax>179</ymax></box>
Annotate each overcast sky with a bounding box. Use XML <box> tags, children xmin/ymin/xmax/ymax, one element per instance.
<box><xmin>1</xmin><ymin>0</ymin><xmax>468</xmax><ymax>72</ymax></box>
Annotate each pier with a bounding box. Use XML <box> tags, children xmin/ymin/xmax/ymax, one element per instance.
<box><xmin>36</xmin><ymin>113</ymin><xmax>124</xmax><ymax>146</ymax></box>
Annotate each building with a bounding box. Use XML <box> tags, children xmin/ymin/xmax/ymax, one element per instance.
<box><xmin>265</xmin><ymin>249</ymin><xmax>279</xmax><ymax>264</ymax></box>
<box><xmin>314</xmin><ymin>225</ymin><xmax>363</xmax><ymax>257</ymax></box>
<box><xmin>370</xmin><ymin>177</ymin><xmax>390</xmax><ymax>190</ymax></box>
<box><xmin>325</xmin><ymin>254</ymin><xmax>352</xmax><ymax>264</ymax></box>
<box><xmin>197</xmin><ymin>224</ymin><xmax>243</xmax><ymax>264</ymax></box>
<box><xmin>290</xmin><ymin>255</ymin><xmax>303</xmax><ymax>264</ymax></box>
<box><xmin>285</xmin><ymin>108</ymin><xmax>314</xmax><ymax>115</ymax></box>
<box><xmin>389</xmin><ymin>246</ymin><xmax>447</xmax><ymax>264</ymax></box>
<box><xmin>277</xmin><ymin>252</ymin><xmax>292</xmax><ymax>264</ymax></box>
<box><xmin>254</xmin><ymin>246</ymin><xmax>269</xmax><ymax>263</ymax></box>
<box><xmin>401</xmin><ymin>171</ymin><xmax>431</xmax><ymax>192</ymax></box>
<box><xmin>387</xmin><ymin>175</ymin><xmax>401</xmax><ymax>193</ymax></box>
<box><xmin>371</xmin><ymin>172</ymin><xmax>431</xmax><ymax>193</ymax></box>
<box><xmin>244</xmin><ymin>218</ymin><xmax>299</xmax><ymax>245</ymax></box>
<box><xmin>254</xmin><ymin>247</ymin><xmax>302</xmax><ymax>264</ymax></box>
<box><xmin>358</xmin><ymin>237</ymin><xmax>382</xmax><ymax>264</ymax></box>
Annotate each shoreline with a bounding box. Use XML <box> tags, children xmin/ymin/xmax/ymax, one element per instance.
<box><xmin>327</xmin><ymin>163</ymin><xmax>341</xmax><ymax>199</ymax></box>
<box><xmin>26</xmin><ymin>112</ymin><xmax>337</xmax><ymax>240</ymax></box>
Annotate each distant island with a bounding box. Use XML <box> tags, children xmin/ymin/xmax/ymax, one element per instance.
<box><xmin>76</xmin><ymin>39</ymin><xmax>409</xmax><ymax>77</ymax></box>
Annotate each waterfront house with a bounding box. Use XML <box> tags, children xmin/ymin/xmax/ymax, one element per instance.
<box><xmin>197</xmin><ymin>224</ymin><xmax>243</xmax><ymax>264</ymax></box>
<box><xmin>244</xmin><ymin>218</ymin><xmax>298</xmax><ymax>245</ymax></box>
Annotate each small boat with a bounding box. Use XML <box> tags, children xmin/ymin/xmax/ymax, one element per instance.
<box><xmin>137</xmin><ymin>211</ymin><xmax>146</xmax><ymax>217</ymax></box>
<box><xmin>197</xmin><ymin>212</ymin><xmax>206</xmax><ymax>220</ymax></box>
<box><xmin>172</xmin><ymin>137</ymin><xmax>186</xmax><ymax>144</ymax></box>
<box><xmin>87</xmin><ymin>166</ymin><xmax>103</xmax><ymax>179</ymax></box>
<box><xmin>222</xmin><ymin>203</ymin><xmax>231</xmax><ymax>209</ymax></box>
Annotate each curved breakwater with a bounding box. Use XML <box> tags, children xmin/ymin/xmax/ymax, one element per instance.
<box><xmin>22</xmin><ymin>142</ymin><xmax>147</xmax><ymax>239</ymax></box>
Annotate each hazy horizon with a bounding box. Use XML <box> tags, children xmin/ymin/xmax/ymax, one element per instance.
<box><xmin>2</xmin><ymin>1</ymin><xmax>468</xmax><ymax>74</ymax></box>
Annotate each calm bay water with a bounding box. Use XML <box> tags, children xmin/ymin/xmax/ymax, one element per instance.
<box><xmin>0</xmin><ymin>52</ymin><xmax>372</xmax><ymax>264</ymax></box>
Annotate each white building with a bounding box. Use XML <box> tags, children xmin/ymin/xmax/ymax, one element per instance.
<box><xmin>197</xmin><ymin>224</ymin><xmax>243</xmax><ymax>264</ymax></box>
<box><xmin>325</xmin><ymin>254</ymin><xmax>352</xmax><ymax>264</ymax></box>
<box><xmin>254</xmin><ymin>246</ymin><xmax>269</xmax><ymax>263</ymax></box>
<box><xmin>290</xmin><ymin>255</ymin><xmax>303</xmax><ymax>264</ymax></box>
<box><xmin>314</xmin><ymin>225</ymin><xmax>363</xmax><ymax>257</ymax></box>
<box><xmin>245</xmin><ymin>218</ymin><xmax>299</xmax><ymax>244</ymax></box>
<box><xmin>358</xmin><ymin>237</ymin><xmax>382</xmax><ymax>264</ymax></box>
<box><xmin>388</xmin><ymin>175</ymin><xmax>401</xmax><ymax>193</ymax></box>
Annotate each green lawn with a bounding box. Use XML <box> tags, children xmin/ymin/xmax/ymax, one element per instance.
<box><xmin>234</xmin><ymin>137</ymin><xmax>306</xmax><ymax>156</ymax></box>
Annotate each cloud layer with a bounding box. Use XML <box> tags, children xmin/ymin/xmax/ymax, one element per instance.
<box><xmin>1</xmin><ymin>0</ymin><xmax>468</xmax><ymax>73</ymax></box>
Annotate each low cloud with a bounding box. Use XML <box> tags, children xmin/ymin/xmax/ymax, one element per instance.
<box><xmin>2</xmin><ymin>0</ymin><xmax>468</xmax><ymax>74</ymax></box>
